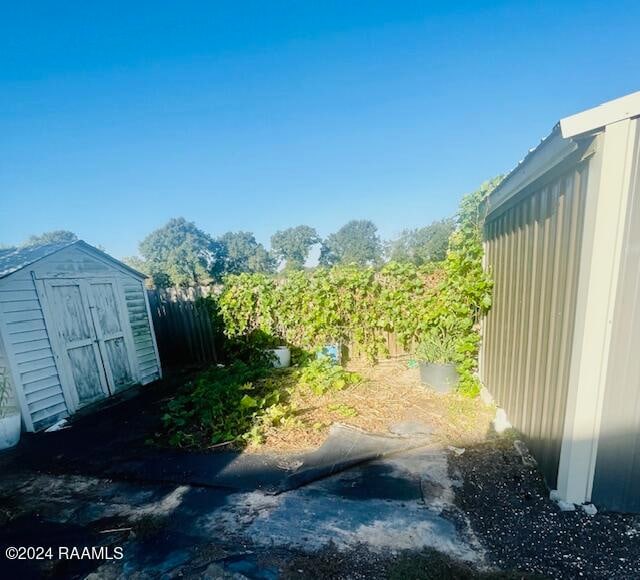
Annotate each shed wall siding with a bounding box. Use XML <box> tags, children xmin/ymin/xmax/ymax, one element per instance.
<box><xmin>0</xmin><ymin>245</ymin><xmax>161</xmax><ymax>430</ymax></box>
<box><xmin>0</xmin><ymin>332</ymin><xmax>18</xmax><ymax>414</ymax></box>
<box><xmin>0</xmin><ymin>276</ymin><xmax>68</xmax><ymax>430</ymax></box>
<box><xmin>481</xmin><ymin>160</ymin><xmax>590</xmax><ymax>487</ymax></box>
<box><xmin>591</xmin><ymin>126</ymin><xmax>640</xmax><ymax>511</ymax></box>
<box><xmin>123</xmin><ymin>281</ymin><xmax>161</xmax><ymax>384</ymax></box>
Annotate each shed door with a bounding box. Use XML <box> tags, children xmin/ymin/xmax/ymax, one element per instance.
<box><xmin>87</xmin><ymin>281</ymin><xmax>133</xmax><ymax>392</ymax></box>
<box><xmin>44</xmin><ymin>279</ymin><xmax>135</xmax><ymax>409</ymax></box>
<box><xmin>44</xmin><ymin>280</ymin><xmax>110</xmax><ymax>407</ymax></box>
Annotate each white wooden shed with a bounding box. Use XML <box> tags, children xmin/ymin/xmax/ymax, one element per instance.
<box><xmin>0</xmin><ymin>241</ymin><xmax>162</xmax><ymax>432</ymax></box>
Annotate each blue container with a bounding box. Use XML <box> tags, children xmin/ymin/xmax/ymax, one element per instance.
<box><xmin>317</xmin><ymin>344</ymin><xmax>340</xmax><ymax>364</ymax></box>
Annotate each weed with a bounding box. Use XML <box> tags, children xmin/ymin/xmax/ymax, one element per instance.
<box><xmin>298</xmin><ymin>358</ymin><xmax>361</xmax><ymax>396</ymax></box>
<box><xmin>326</xmin><ymin>403</ymin><xmax>358</xmax><ymax>418</ymax></box>
<box><xmin>162</xmin><ymin>357</ymin><xmax>360</xmax><ymax>449</ymax></box>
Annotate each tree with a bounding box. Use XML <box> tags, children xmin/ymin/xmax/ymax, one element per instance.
<box><xmin>22</xmin><ymin>230</ymin><xmax>78</xmax><ymax>247</ymax></box>
<box><xmin>121</xmin><ymin>255</ymin><xmax>162</xmax><ymax>288</ymax></box>
<box><xmin>270</xmin><ymin>225</ymin><xmax>320</xmax><ymax>270</ymax></box>
<box><xmin>319</xmin><ymin>220</ymin><xmax>382</xmax><ymax>267</ymax></box>
<box><xmin>218</xmin><ymin>231</ymin><xmax>275</xmax><ymax>275</ymax></box>
<box><xmin>388</xmin><ymin>219</ymin><xmax>454</xmax><ymax>265</ymax></box>
<box><xmin>139</xmin><ymin>217</ymin><xmax>226</xmax><ymax>287</ymax></box>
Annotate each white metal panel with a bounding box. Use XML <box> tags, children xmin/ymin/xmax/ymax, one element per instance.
<box><xmin>558</xmin><ymin>118</ymin><xmax>640</xmax><ymax>504</ymax></box>
<box><xmin>561</xmin><ymin>91</ymin><xmax>640</xmax><ymax>138</ymax></box>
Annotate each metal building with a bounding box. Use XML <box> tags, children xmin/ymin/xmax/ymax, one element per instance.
<box><xmin>0</xmin><ymin>241</ymin><xmax>161</xmax><ymax>432</ymax></box>
<box><xmin>480</xmin><ymin>91</ymin><xmax>640</xmax><ymax>512</ymax></box>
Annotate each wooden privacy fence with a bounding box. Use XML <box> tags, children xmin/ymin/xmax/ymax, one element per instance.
<box><xmin>147</xmin><ymin>285</ymin><xmax>416</xmax><ymax>367</ymax></box>
<box><xmin>345</xmin><ymin>332</ymin><xmax>413</xmax><ymax>361</ymax></box>
<box><xmin>147</xmin><ymin>286</ymin><xmax>221</xmax><ymax>366</ymax></box>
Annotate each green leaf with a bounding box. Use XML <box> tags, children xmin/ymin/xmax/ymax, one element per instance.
<box><xmin>239</xmin><ymin>394</ymin><xmax>258</xmax><ymax>409</ymax></box>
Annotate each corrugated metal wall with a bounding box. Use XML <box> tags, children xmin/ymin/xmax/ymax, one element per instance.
<box><xmin>592</xmin><ymin>127</ymin><xmax>640</xmax><ymax>512</ymax></box>
<box><xmin>481</xmin><ymin>160</ymin><xmax>590</xmax><ymax>487</ymax></box>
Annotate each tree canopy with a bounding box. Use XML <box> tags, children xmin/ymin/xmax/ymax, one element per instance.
<box><xmin>270</xmin><ymin>225</ymin><xmax>320</xmax><ymax>270</ymax></box>
<box><xmin>320</xmin><ymin>220</ymin><xmax>382</xmax><ymax>266</ymax></box>
<box><xmin>139</xmin><ymin>217</ymin><xmax>226</xmax><ymax>286</ymax></box>
<box><xmin>22</xmin><ymin>230</ymin><xmax>78</xmax><ymax>247</ymax></box>
<box><xmin>387</xmin><ymin>219</ymin><xmax>454</xmax><ymax>265</ymax></box>
<box><xmin>218</xmin><ymin>231</ymin><xmax>275</xmax><ymax>274</ymax></box>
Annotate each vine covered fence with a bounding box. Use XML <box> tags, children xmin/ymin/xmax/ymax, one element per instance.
<box><xmin>146</xmin><ymin>179</ymin><xmax>498</xmax><ymax>395</ymax></box>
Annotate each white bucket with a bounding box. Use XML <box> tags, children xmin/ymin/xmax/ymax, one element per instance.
<box><xmin>0</xmin><ymin>413</ymin><xmax>21</xmax><ymax>450</ymax></box>
<box><xmin>269</xmin><ymin>346</ymin><xmax>291</xmax><ymax>368</ymax></box>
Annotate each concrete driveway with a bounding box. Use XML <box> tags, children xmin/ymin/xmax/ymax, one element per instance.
<box><xmin>0</xmin><ymin>414</ymin><xmax>483</xmax><ymax>578</ymax></box>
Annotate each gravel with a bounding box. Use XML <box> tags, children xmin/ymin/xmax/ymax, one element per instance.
<box><xmin>450</xmin><ymin>436</ymin><xmax>640</xmax><ymax>579</ymax></box>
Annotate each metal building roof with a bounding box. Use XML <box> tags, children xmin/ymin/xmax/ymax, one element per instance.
<box><xmin>486</xmin><ymin>90</ymin><xmax>640</xmax><ymax>217</ymax></box>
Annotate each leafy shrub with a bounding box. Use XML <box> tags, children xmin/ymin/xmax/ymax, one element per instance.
<box><xmin>415</xmin><ymin>331</ymin><xmax>457</xmax><ymax>364</ymax></box>
<box><xmin>297</xmin><ymin>358</ymin><xmax>361</xmax><ymax>396</ymax></box>
<box><xmin>419</xmin><ymin>177</ymin><xmax>501</xmax><ymax>395</ymax></box>
<box><xmin>162</xmin><ymin>361</ymin><xmax>296</xmax><ymax>447</ymax></box>
<box><xmin>162</xmin><ymin>357</ymin><xmax>361</xmax><ymax>448</ymax></box>
<box><xmin>219</xmin><ymin>263</ymin><xmax>443</xmax><ymax>361</ymax></box>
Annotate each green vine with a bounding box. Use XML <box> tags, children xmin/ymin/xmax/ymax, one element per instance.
<box><xmin>219</xmin><ymin>263</ymin><xmax>443</xmax><ymax>362</ymax></box>
<box><xmin>420</xmin><ymin>177</ymin><xmax>500</xmax><ymax>395</ymax></box>
<box><xmin>217</xmin><ymin>179</ymin><xmax>500</xmax><ymax>396</ymax></box>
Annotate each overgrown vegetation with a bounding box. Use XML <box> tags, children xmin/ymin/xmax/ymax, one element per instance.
<box><xmin>162</xmin><ymin>357</ymin><xmax>361</xmax><ymax>448</ymax></box>
<box><xmin>217</xmin><ymin>178</ymin><xmax>499</xmax><ymax>396</ymax></box>
<box><xmin>161</xmin><ymin>178</ymin><xmax>498</xmax><ymax>450</ymax></box>
<box><xmin>298</xmin><ymin>357</ymin><xmax>362</xmax><ymax>395</ymax></box>
<box><xmin>419</xmin><ymin>177</ymin><xmax>500</xmax><ymax>395</ymax></box>
<box><xmin>219</xmin><ymin>262</ymin><xmax>444</xmax><ymax>361</ymax></box>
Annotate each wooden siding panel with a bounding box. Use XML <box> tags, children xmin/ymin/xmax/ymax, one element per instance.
<box><xmin>0</xmin><ymin>276</ymin><xmax>69</xmax><ymax>431</ymax></box>
<box><xmin>0</xmin><ymin>290</ymin><xmax>39</xmax><ymax>303</ymax></box>
<box><xmin>123</xmin><ymin>281</ymin><xmax>160</xmax><ymax>381</ymax></box>
<box><xmin>482</xmin><ymin>162</ymin><xmax>589</xmax><ymax>488</ymax></box>
<box><xmin>0</xmin><ymin>300</ymin><xmax>42</xmax><ymax>313</ymax></box>
<box><xmin>11</xmin><ymin>330</ymin><xmax>49</xmax><ymax>344</ymax></box>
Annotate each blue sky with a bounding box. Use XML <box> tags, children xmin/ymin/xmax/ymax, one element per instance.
<box><xmin>1</xmin><ymin>1</ymin><xmax>639</xmax><ymax>258</ymax></box>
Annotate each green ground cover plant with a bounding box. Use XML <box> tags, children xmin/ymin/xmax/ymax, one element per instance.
<box><xmin>162</xmin><ymin>357</ymin><xmax>361</xmax><ymax>448</ymax></box>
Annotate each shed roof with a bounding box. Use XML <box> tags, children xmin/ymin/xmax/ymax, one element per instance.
<box><xmin>0</xmin><ymin>240</ymin><xmax>147</xmax><ymax>280</ymax></box>
<box><xmin>485</xmin><ymin>90</ymin><xmax>640</xmax><ymax>217</ymax></box>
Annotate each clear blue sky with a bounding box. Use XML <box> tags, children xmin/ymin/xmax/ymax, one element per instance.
<box><xmin>1</xmin><ymin>1</ymin><xmax>638</xmax><ymax>258</ymax></box>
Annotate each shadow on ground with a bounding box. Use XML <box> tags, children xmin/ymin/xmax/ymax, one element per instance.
<box><xmin>2</xmin><ymin>371</ymin><xmax>640</xmax><ymax>579</ymax></box>
<box><xmin>0</xmin><ymin>370</ymin><xmax>487</xmax><ymax>578</ymax></box>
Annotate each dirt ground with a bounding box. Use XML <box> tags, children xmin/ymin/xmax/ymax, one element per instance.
<box><xmin>254</xmin><ymin>357</ymin><xmax>494</xmax><ymax>454</ymax></box>
<box><xmin>1</xmin><ymin>365</ymin><xmax>639</xmax><ymax>578</ymax></box>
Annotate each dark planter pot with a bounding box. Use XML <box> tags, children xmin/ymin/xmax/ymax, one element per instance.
<box><xmin>419</xmin><ymin>362</ymin><xmax>459</xmax><ymax>393</ymax></box>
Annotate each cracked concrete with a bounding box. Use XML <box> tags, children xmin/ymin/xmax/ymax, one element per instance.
<box><xmin>0</xmin><ymin>443</ymin><xmax>484</xmax><ymax>578</ymax></box>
